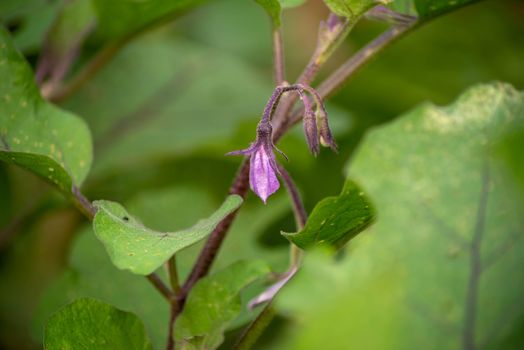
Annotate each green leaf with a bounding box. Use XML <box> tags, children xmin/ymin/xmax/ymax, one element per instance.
<box><xmin>0</xmin><ymin>0</ymin><xmax>62</xmax><ymax>52</ymax></box>
<box><xmin>414</xmin><ymin>0</ymin><xmax>483</xmax><ymax>18</ymax></box>
<box><xmin>390</xmin><ymin>0</ymin><xmax>485</xmax><ymax>18</ymax></box>
<box><xmin>44</xmin><ymin>297</ymin><xmax>152</xmax><ymax>350</ymax></box>
<box><xmin>280</xmin><ymin>0</ymin><xmax>307</xmax><ymax>7</ymax></box>
<box><xmin>255</xmin><ymin>0</ymin><xmax>282</xmax><ymax>27</ymax></box>
<box><xmin>323</xmin><ymin>0</ymin><xmax>389</xmax><ymax>20</ymax></box>
<box><xmin>34</xmin><ymin>186</ymin><xmax>219</xmax><ymax>349</ymax></box>
<box><xmin>92</xmin><ymin>195</ymin><xmax>243</xmax><ymax>275</ymax></box>
<box><xmin>175</xmin><ymin>260</ymin><xmax>271</xmax><ymax>349</ymax></box>
<box><xmin>278</xmin><ymin>83</ymin><xmax>524</xmax><ymax>349</ymax></box>
<box><xmin>92</xmin><ymin>0</ymin><xmax>210</xmax><ymax>41</ymax></box>
<box><xmin>282</xmin><ymin>180</ymin><xmax>375</xmax><ymax>249</ymax></box>
<box><xmin>0</xmin><ymin>27</ymin><xmax>93</xmax><ymax>197</ymax></box>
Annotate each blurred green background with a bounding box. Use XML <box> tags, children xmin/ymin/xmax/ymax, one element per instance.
<box><xmin>1</xmin><ymin>0</ymin><xmax>523</xmax><ymax>349</ymax></box>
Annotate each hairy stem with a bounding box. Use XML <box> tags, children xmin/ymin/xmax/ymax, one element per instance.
<box><xmin>274</xmin><ymin>20</ymin><xmax>417</xmax><ymax>141</ymax></box>
<box><xmin>271</xmin><ymin>15</ymin><xmax>353</xmax><ymax>129</ymax></box>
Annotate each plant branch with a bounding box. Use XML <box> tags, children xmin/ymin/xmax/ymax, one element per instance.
<box><xmin>166</xmin><ymin>301</ymin><xmax>179</xmax><ymax>350</ymax></box>
<box><xmin>271</xmin><ymin>14</ymin><xmax>353</xmax><ymax>130</ymax></box>
<box><xmin>272</xmin><ymin>28</ymin><xmax>286</xmax><ymax>85</ymax></box>
<box><xmin>167</xmin><ymin>256</ymin><xmax>182</xmax><ymax>296</ymax></box>
<box><xmin>274</xmin><ymin>20</ymin><xmax>417</xmax><ymax>141</ymax></box>
<box><xmin>146</xmin><ymin>273</ymin><xmax>177</xmax><ymax>302</ymax></box>
<box><xmin>278</xmin><ymin>165</ymin><xmax>307</xmax><ymax>229</ymax></box>
<box><xmin>316</xmin><ymin>20</ymin><xmax>417</xmax><ymax>100</ymax></box>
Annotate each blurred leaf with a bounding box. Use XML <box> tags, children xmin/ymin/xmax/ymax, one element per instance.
<box><xmin>36</xmin><ymin>0</ymin><xmax>95</xmax><ymax>85</ymax></box>
<box><xmin>414</xmin><ymin>0</ymin><xmax>484</xmax><ymax>18</ymax></box>
<box><xmin>278</xmin><ymin>83</ymin><xmax>524</xmax><ymax>349</ymax></box>
<box><xmin>92</xmin><ymin>0</ymin><xmax>210</xmax><ymax>41</ymax></box>
<box><xmin>0</xmin><ymin>27</ymin><xmax>92</xmax><ymax>197</ymax></box>
<box><xmin>276</xmin><ymin>251</ymin><xmax>404</xmax><ymax>349</ymax></box>
<box><xmin>282</xmin><ymin>179</ymin><xmax>375</xmax><ymax>249</ymax></box>
<box><xmin>255</xmin><ymin>0</ymin><xmax>281</xmax><ymax>27</ymax></box>
<box><xmin>495</xmin><ymin>127</ymin><xmax>524</xmax><ymax>200</ymax></box>
<box><xmin>92</xmin><ymin>195</ymin><xmax>243</xmax><ymax>275</ymax></box>
<box><xmin>44</xmin><ymin>0</ymin><xmax>95</xmax><ymax>58</ymax></box>
<box><xmin>279</xmin><ymin>0</ymin><xmax>307</xmax><ymax>7</ymax></box>
<box><xmin>175</xmin><ymin>260</ymin><xmax>270</xmax><ymax>349</ymax></box>
<box><xmin>0</xmin><ymin>0</ymin><xmax>62</xmax><ymax>52</ymax></box>
<box><xmin>323</xmin><ymin>0</ymin><xmax>388</xmax><ymax>20</ymax></box>
<box><xmin>64</xmin><ymin>32</ymin><xmax>271</xmax><ymax>177</ymax></box>
<box><xmin>44</xmin><ymin>297</ymin><xmax>152</xmax><ymax>350</ymax></box>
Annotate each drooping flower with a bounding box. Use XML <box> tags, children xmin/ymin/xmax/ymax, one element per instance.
<box><xmin>227</xmin><ymin>122</ymin><xmax>286</xmax><ymax>203</ymax></box>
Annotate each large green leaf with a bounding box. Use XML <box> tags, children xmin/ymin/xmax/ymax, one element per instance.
<box><xmin>175</xmin><ymin>260</ymin><xmax>271</xmax><ymax>349</ymax></box>
<box><xmin>92</xmin><ymin>0</ymin><xmax>210</xmax><ymax>41</ymax></box>
<box><xmin>323</xmin><ymin>0</ymin><xmax>389</xmax><ymax>20</ymax></box>
<box><xmin>277</xmin><ymin>83</ymin><xmax>524</xmax><ymax>349</ymax></box>
<box><xmin>282</xmin><ymin>179</ymin><xmax>375</xmax><ymax>249</ymax></box>
<box><xmin>44</xmin><ymin>297</ymin><xmax>152</xmax><ymax>350</ymax></box>
<box><xmin>92</xmin><ymin>195</ymin><xmax>243</xmax><ymax>275</ymax></box>
<box><xmin>0</xmin><ymin>27</ymin><xmax>92</xmax><ymax>197</ymax></box>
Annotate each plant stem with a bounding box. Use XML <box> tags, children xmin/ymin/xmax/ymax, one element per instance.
<box><xmin>234</xmin><ymin>166</ymin><xmax>306</xmax><ymax>349</ymax></box>
<box><xmin>271</xmin><ymin>15</ymin><xmax>353</xmax><ymax>130</ymax></box>
<box><xmin>181</xmin><ymin>159</ymin><xmax>251</xmax><ymax>294</ymax></box>
<box><xmin>278</xmin><ymin>165</ymin><xmax>307</xmax><ymax>230</ymax></box>
<box><xmin>273</xmin><ymin>20</ymin><xmax>417</xmax><ymax>141</ymax></box>
<box><xmin>72</xmin><ymin>186</ymin><xmax>96</xmax><ymax>220</ymax></box>
<box><xmin>167</xmin><ymin>256</ymin><xmax>182</xmax><ymax>296</ymax></box>
<box><xmin>316</xmin><ymin>21</ymin><xmax>417</xmax><ymax>100</ymax></box>
<box><xmin>166</xmin><ymin>302</ymin><xmax>179</xmax><ymax>350</ymax></box>
<box><xmin>233</xmin><ymin>305</ymin><xmax>276</xmax><ymax>350</ymax></box>
<box><xmin>272</xmin><ymin>28</ymin><xmax>286</xmax><ymax>85</ymax></box>
<box><xmin>147</xmin><ymin>273</ymin><xmax>177</xmax><ymax>302</ymax></box>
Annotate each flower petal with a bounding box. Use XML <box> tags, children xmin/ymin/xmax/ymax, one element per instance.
<box><xmin>249</xmin><ymin>146</ymin><xmax>280</xmax><ymax>203</ymax></box>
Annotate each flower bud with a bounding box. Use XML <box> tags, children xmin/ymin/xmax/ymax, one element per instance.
<box><xmin>317</xmin><ymin>109</ymin><xmax>338</xmax><ymax>152</ymax></box>
<box><xmin>303</xmin><ymin>109</ymin><xmax>320</xmax><ymax>156</ymax></box>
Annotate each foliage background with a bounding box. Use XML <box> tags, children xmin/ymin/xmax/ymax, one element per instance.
<box><xmin>0</xmin><ymin>0</ymin><xmax>523</xmax><ymax>349</ymax></box>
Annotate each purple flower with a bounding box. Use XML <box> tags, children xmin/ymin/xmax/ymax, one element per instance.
<box><xmin>227</xmin><ymin>122</ymin><xmax>286</xmax><ymax>203</ymax></box>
